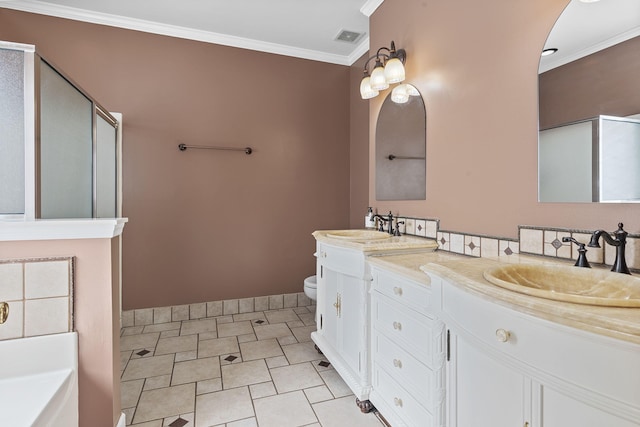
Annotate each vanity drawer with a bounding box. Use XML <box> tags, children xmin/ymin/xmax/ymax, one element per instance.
<box><xmin>373</xmin><ymin>331</ymin><xmax>434</xmax><ymax>406</ymax></box>
<box><xmin>373</xmin><ymin>268</ymin><xmax>433</xmax><ymax>316</ymax></box>
<box><xmin>372</xmin><ymin>363</ymin><xmax>433</xmax><ymax>427</ymax></box>
<box><xmin>372</xmin><ymin>293</ymin><xmax>437</xmax><ymax>363</ymax></box>
<box><xmin>316</xmin><ymin>243</ymin><xmax>365</xmax><ymax>278</ymax></box>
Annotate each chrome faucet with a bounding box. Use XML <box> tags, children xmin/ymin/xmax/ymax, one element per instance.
<box><xmin>588</xmin><ymin>222</ymin><xmax>631</xmax><ymax>274</ymax></box>
<box><xmin>370</xmin><ymin>211</ymin><xmax>401</xmax><ymax>236</ymax></box>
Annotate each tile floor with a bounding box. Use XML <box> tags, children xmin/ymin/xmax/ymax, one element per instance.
<box><xmin>120</xmin><ymin>306</ymin><xmax>385</xmax><ymax>427</ymax></box>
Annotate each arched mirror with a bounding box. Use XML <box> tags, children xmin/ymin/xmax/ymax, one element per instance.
<box><xmin>375</xmin><ymin>84</ymin><xmax>426</xmax><ymax>200</ymax></box>
<box><xmin>538</xmin><ymin>0</ymin><xmax>640</xmax><ymax>202</ymax></box>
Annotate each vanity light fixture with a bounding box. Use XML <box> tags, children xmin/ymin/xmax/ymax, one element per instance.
<box><xmin>360</xmin><ymin>40</ymin><xmax>407</xmax><ymax>100</ymax></box>
<box><xmin>541</xmin><ymin>48</ymin><xmax>558</xmax><ymax>56</ymax></box>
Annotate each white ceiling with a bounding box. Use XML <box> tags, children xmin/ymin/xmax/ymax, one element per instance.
<box><xmin>540</xmin><ymin>0</ymin><xmax>640</xmax><ymax>72</ymax></box>
<box><xmin>1</xmin><ymin>0</ymin><xmax>637</xmax><ymax>69</ymax></box>
<box><xmin>0</xmin><ymin>0</ymin><xmax>384</xmax><ymax>65</ymax></box>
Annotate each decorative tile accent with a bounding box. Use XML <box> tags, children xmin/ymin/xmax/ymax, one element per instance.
<box><xmin>168</xmin><ymin>417</ymin><xmax>189</xmax><ymax>427</ymax></box>
<box><xmin>464</xmin><ymin>235</ymin><xmax>481</xmax><ymax>257</ymax></box>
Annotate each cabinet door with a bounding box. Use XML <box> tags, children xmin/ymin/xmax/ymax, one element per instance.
<box><xmin>317</xmin><ymin>265</ymin><xmax>339</xmax><ymax>349</ymax></box>
<box><xmin>448</xmin><ymin>331</ymin><xmax>528</xmax><ymax>427</ymax></box>
<box><xmin>340</xmin><ymin>273</ymin><xmax>364</xmax><ymax>375</ymax></box>
<box><xmin>537</xmin><ymin>383</ymin><xmax>639</xmax><ymax>427</ymax></box>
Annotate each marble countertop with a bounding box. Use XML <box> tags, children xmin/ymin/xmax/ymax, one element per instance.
<box><xmin>312</xmin><ymin>230</ymin><xmax>438</xmax><ymax>255</ymax></box>
<box><xmin>419</xmin><ymin>254</ymin><xmax>640</xmax><ymax>345</ymax></box>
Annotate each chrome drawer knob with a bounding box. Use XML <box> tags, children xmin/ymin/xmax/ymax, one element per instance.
<box><xmin>393</xmin><ymin>286</ymin><xmax>403</xmax><ymax>296</ymax></box>
<box><xmin>393</xmin><ymin>321</ymin><xmax>402</xmax><ymax>331</ymax></box>
<box><xmin>394</xmin><ymin>397</ymin><xmax>403</xmax><ymax>407</ymax></box>
<box><xmin>393</xmin><ymin>358</ymin><xmax>403</xmax><ymax>369</ymax></box>
<box><xmin>496</xmin><ymin>328</ymin><xmax>511</xmax><ymax>343</ymax></box>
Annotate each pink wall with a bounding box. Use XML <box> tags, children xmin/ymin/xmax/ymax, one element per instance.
<box><xmin>0</xmin><ymin>238</ymin><xmax>120</xmax><ymax>427</ymax></box>
<box><xmin>349</xmin><ymin>53</ymin><xmax>371</xmax><ymax>228</ymax></box>
<box><xmin>0</xmin><ymin>10</ymin><xmax>353</xmax><ymax>310</ymax></box>
<box><xmin>369</xmin><ymin>0</ymin><xmax>640</xmax><ymax>238</ymax></box>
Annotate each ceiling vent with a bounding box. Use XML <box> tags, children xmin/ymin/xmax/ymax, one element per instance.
<box><xmin>335</xmin><ymin>30</ymin><xmax>364</xmax><ymax>44</ymax></box>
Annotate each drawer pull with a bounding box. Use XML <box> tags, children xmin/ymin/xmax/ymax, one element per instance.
<box><xmin>495</xmin><ymin>328</ymin><xmax>511</xmax><ymax>343</ymax></box>
<box><xmin>393</xmin><ymin>358</ymin><xmax>403</xmax><ymax>369</ymax></box>
<box><xmin>393</xmin><ymin>286</ymin><xmax>403</xmax><ymax>296</ymax></box>
<box><xmin>393</xmin><ymin>397</ymin><xmax>403</xmax><ymax>408</ymax></box>
<box><xmin>393</xmin><ymin>321</ymin><xmax>402</xmax><ymax>331</ymax></box>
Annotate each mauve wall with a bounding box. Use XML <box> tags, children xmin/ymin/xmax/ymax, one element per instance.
<box><xmin>539</xmin><ymin>36</ymin><xmax>640</xmax><ymax>129</ymax></box>
<box><xmin>369</xmin><ymin>0</ymin><xmax>640</xmax><ymax>238</ymax></box>
<box><xmin>0</xmin><ymin>9</ymin><xmax>353</xmax><ymax>310</ymax></box>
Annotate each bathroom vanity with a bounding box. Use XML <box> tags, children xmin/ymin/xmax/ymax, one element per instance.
<box><xmin>312</xmin><ymin>231</ymin><xmax>640</xmax><ymax>427</ymax></box>
<box><xmin>311</xmin><ymin>230</ymin><xmax>438</xmax><ymax>412</ymax></box>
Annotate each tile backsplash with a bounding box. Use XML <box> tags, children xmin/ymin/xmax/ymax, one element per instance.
<box><xmin>396</xmin><ymin>215</ymin><xmax>639</xmax><ymax>270</ymax></box>
<box><xmin>0</xmin><ymin>257</ymin><xmax>74</xmax><ymax>340</ymax></box>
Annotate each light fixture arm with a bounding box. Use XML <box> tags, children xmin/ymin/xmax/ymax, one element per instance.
<box><xmin>362</xmin><ymin>40</ymin><xmax>406</xmax><ymax>75</ymax></box>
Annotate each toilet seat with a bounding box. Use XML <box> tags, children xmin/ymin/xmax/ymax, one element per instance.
<box><xmin>304</xmin><ymin>275</ymin><xmax>317</xmax><ymax>301</ymax></box>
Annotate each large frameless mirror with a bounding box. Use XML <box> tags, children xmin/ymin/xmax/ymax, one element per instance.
<box><xmin>538</xmin><ymin>0</ymin><xmax>640</xmax><ymax>202</ymax></box>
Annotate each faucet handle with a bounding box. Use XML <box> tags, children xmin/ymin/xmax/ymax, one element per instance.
<box><xmin>562</xmin><ymin>237</ymin><xmax>591</xmax><ymax>268</ymax></box>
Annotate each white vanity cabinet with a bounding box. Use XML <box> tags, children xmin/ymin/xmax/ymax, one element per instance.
<box><xmin>369</xmin><ymin>267</ymin><xmax>445</xmax><ymax>427</ymax></box>
<box><xmin>434</xmin><ymin>274</ymin><xmax>640</xmax><ymax>427</ymax></box>
<box><xmin>311</xmin><ymin>242</ymin><xmax>373</xmax><ymax>409</ymax></box>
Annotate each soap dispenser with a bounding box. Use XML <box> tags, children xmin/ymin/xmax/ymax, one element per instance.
<box><xmin>365</xmin><ymin>207</ymin><xmax>375</xmax><ymax>229</ymax></box>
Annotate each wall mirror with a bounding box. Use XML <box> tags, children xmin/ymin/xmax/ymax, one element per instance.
<box><xmin>538</xmin><ymin>0</ymin><xmax>640</xmax><ymax>202</ymax></box>
<box><xmin>375</xmin><ymin>84</ymin><xmax>426</xmax><ymax>200</ymax></box>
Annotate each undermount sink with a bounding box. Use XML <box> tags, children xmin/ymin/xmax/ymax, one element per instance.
<box><xmin>483</xmin><ymin>264</ymin><xmax>640</xmax><ymax>307</ymax></box>
<box><xmin>326</xmin><ymin>230</ymin><xmax>391</xmax><ymax>241</ymax></box>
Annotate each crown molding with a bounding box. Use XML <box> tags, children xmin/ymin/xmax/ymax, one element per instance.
<box><xmin>0</xmin><ymin>0</ymin><xmax>360</xmax><ymax>65</ymax></box>
<box><xmin>539</xmin><ymin>26</ymin><xmax>640</xmax><ymax>73</ymax></box>
<box><xmin>360</xmin><ymin>0</ymin><xmax>384</xmax><ymax>17</ymax></box>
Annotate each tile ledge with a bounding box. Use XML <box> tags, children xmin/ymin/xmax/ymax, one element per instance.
<box><xmin>0</xmin><ymin>218</ymin><xmax>128</xmax><ymax>241</ymax></box>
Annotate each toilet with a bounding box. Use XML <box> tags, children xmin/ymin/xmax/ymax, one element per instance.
<box><xmin>304</xmin><ymin>275</ymin><xmax>317</xmax><ymax>301</ymax></box>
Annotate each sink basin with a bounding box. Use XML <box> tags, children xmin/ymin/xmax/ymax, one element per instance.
<box><xmin>483</xmin><ymin>264</ymin><xmax>640</xmax><ymax>307</ymax></box>
<box><xmin>326</xmin><ymin>230</ymin><xmax>392</xmax><ymax>241</ymax></box>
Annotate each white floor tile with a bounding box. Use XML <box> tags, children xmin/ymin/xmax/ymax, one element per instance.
<box><xmin>313</xmin><ymin>396</ymin><xmax>384</xmax><ymax>427</ymax></box>
<box><xmin>253</xmin><ymin>390</ymin><xmax>318</xmax><ymax>427</ymax></box>
<box><xmin>195</xmin><ymin>386</ymin><xmax>254</xmax><ymax>427</ymax></box>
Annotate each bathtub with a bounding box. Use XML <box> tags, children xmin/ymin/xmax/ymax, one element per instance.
<box><xmin>0</xmin><ymin>332</ymin><xmax>78</xmax><ymax>427</ymax></box>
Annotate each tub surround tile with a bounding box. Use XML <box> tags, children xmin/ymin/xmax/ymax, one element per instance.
<box><xmin>0</xmin><ymin>300</ymin><xmax>23</xmax><ymax>340</ymax></box>
<box><xmin>24</xmin><ymin>260</ymin><xmax>69</xmax><ymax>299</ymax></box>
<box><xmin>0</xmin><ymin>257</ymin><xmax>73</xmax><ymax>341</ymax></box>
<box><xmin>24</xmin><ymin>297</ymin><xmax>69</xmax><ymax>336</ymax></box>
<box><xmin>0</xmin><ymin>262</ymin><xmax>23</xmax><ymax>301</ymax></box>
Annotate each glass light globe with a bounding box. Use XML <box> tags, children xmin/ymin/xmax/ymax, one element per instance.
<box><xmin>360</xmin><ymin>76</ymin><xmax>379</xmax><ymax>100</ymax></box>
<box><xmin>391</xmin><ymin>84</ymin><xmax>409</xmax><ymax>103</ymax></box>
<box><xmin>370</xmin><ymin>63</ymin><xmax>389</xmax><ymax>91</ymax></box>
<box><xmin>384</xmin><ymin>57</ymin><xmax>405</xmax><ymax>84</ymax></box>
